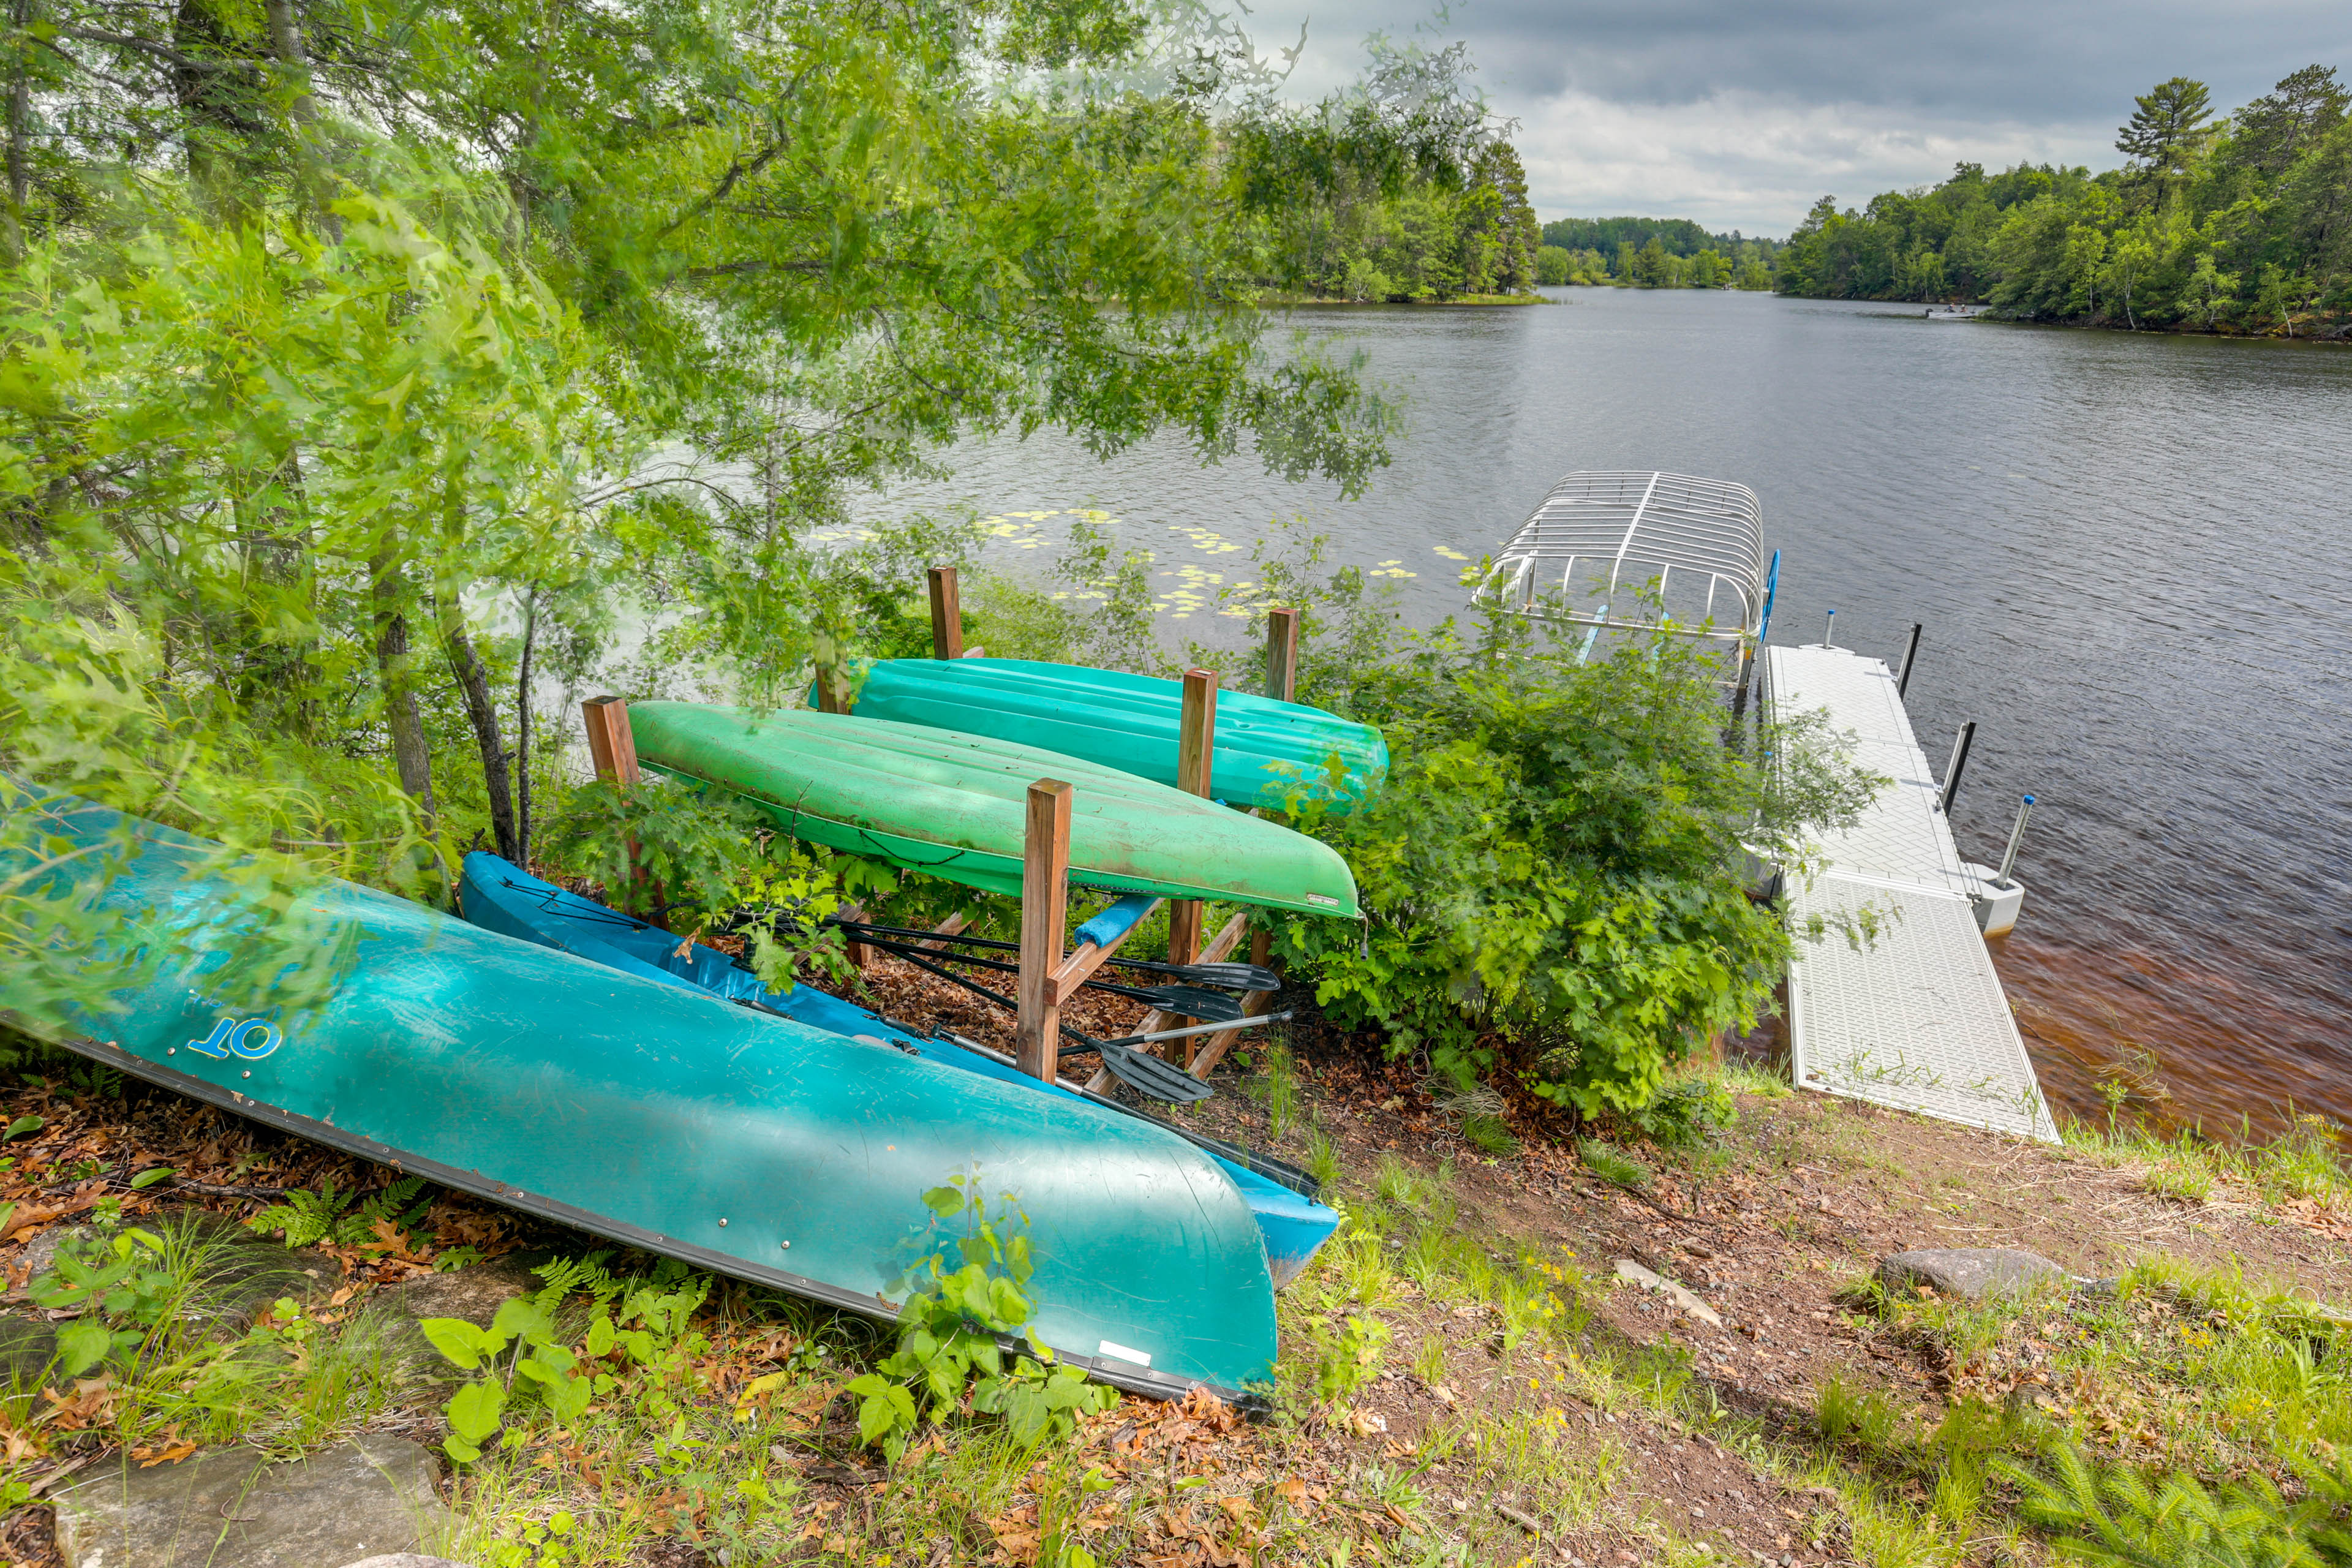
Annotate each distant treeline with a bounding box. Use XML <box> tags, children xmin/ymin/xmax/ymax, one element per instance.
<box><xmin>1777</xmin><ymin>66</ymin><xmax>2352</xmax><ymax>334</ymax></box>
<box><xmin>1534</xmin><ymin>216</ymin><xmax>1783</xmax><ymax>290</ymax></box>
<box><xmin>1268</xmin><ymin>142</ymin><xmax>1544</xmax><ymax>303</ymax></box>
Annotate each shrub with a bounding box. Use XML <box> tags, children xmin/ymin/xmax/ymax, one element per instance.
<box><xmin>1259</xmin><ymin>582</ymin><xmax>1877</xmax><ymax>1118</ymax></box>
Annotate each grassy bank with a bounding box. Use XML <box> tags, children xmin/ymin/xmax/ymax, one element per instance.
<box><xmin>1</xmin><ymin>1021</ymin><xmax>2346</xmax><ymax>1568</ymax></box>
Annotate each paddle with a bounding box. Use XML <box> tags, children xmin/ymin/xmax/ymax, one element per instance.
<box><xmin>1090</xmin><ymin>1044</ymin><xmax>1212</xmax><ymax>1103</ymax></box>
<box><xmin>837</xmin><ymin>931</ymin><xmax>1247</xmax><ymax>1020</ymax></box>
<box><xmin>822</xmin><ymin>916</ymin><xmax>1278</xmax><ymax>993</ymax></box>
<box><xmin>869</xmin><ymin>943</ymin><xmax>1221</xmax><ymax>1100</ymax></box>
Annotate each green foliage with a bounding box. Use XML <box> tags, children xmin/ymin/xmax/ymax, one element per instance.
<box><xmin>424</xmin><ymin>1256</ymin><xmax>710</xmax><ymax>1464</ymax></box>
<box><xmin>1577</xmin><ymin>1139</ymin><xmax>1652</xmax><ymax>1191</ymax></box>
<box><xmin>28</xmin><ymin>1226</ymin><xmax>177</xmax><ymax>1374</ymax></box>
<box><xmin>1778</xmin><ymin>66</ymin><xmax>2351</xmax><ymax>326</ymax></box>
<box><xmin>1308</xmin><ymin>1313</ymin><xmax>1390</xmax><ymax>1404</ymax></box>
<box><xmin>247</xmin><ymin>1176</ymin><xmax>431</xmax><ymax>1250</ymax></box>
<box><xmin>1536</xmin><ymin>216</ymin><xmax>1781</xmax><ymax>288</ymax></box>
<box><xmin>1814</xmin><ymin>1376</ymin><xmax>1904</xmax><ymax>1450</ymax></box>
<box><xmin>5</xmin><ymin>0</ymin><xmax>1436</xmax><ymax>978</ymax></box>
<box><xmin>850</xmin><ymin>1174</ymin><xmax>1117</xmax><ymax>1464</ymax></box>
<box><xmin>1245</xmin><ymin>1042</ymin><xmax>1302</xmax><ymax>1140</ymax></box>
<box><xmin>539</xmin><ymin>780</ymin><xmax>769</xmax><ymax>924</ymax></box>
<box><xmin>1251</xmin><ymin>556</ymin><xmax>1875</xmax><ymax>1117</ymax></box>
<box><xmin>1995</xmin><ymin>1442</ymin><xmax>2351</xmax><ymax>1567</ymax></box>
<box><xmin>1266</xmin><ymin>140</ymin><xmax>1544</xmax><ymax>302</ymax></box>
<box><xmin>1628</xmin><ymin>1077</ymin><xmax>1738</xmax><ymax>1150</ymax></box>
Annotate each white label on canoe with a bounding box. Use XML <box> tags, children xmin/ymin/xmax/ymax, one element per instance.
<box><xmin>1096</xmin><ymin>1340</ymin><xmax>1152</xmax><ymax>1368</ymax></box>
<box><xmin>1305</xmin><ymin>894</ymin><xmax>1341</xmax><ymax>908</ymax></box>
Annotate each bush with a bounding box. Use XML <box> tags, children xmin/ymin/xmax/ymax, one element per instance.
<box><xmin>1259</xmin><ymin>587</ymin><xmax>1876</xmax><ymax>1118</ymax></box>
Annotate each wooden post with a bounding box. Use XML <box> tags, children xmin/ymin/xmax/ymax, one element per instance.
<box><xmin>927</xmin><ymin>567</ymin><xmax>964</xmax><ymax>660</ymax></box>
<box><xmin>581</xmin><ymin>696</ymin><xmax>660</xmax><ymax>927</ymax></box>
<box><xmin>837</xmin><ymin>902</ymin><xmax>870</xmax><ymax>971</ymax></box>
<box><xmin>1264</xmin><ymin>608</ymin><xmax>1300</xmax><ymax>703</ymax></box>
<box><xmin>580</xmin><ymin>696</ymin><xmax>642</xmax><ymax>788</ymax></box>
<box><xmin>1165</xmin><ymin>669</ymin><xmax>1218</xmax><ymax>966</ymax></box>
<box><xmin>1014</xmin><ymin>778</ymin><xmax>1073</xmax><ymax>1082</ymax></box>
<box><xmin>1163</xmin><ymin>671</ymin><xmax>1218</xmax><ymax>1061</ymax></box>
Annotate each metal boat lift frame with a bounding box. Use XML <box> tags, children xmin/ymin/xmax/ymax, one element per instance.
<box><xmin>1474</xmin><ymin>471</ymin><xmax>1770</xmax><ymax>652</ymax></box>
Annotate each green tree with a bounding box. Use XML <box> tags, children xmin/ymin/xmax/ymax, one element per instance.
<box><xmin>2117</xmin><ymin>76</ymin><xmax>2215</xmax><ymax>189</ymax></box>
<box><xmin>1</xmin><ymin>0</ymin><xmax>1478</xmax><ymax>1034</ymax></box>
<box><xmin>2236</xmin><ymin>65</ymin><xmax>2349</xmax><ymax>175</ymax></box>
<box><xmin>1535</xmin><ymin>243</ymin><xmax>1572</xmax><ymax>285</ymax></box>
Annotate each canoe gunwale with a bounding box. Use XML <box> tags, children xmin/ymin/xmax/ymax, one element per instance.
<box><xmin>15</xmin><ymin>1019</ymin><xmax>1252</xmax><ymax>1408</ymax></box>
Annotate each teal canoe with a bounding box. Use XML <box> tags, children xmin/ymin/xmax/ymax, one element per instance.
<box><xmin>625</xmin><ymin>703</ymin><xmax>1360</xmax><ymax>918</ymax></box>
<box><xmin>456</xmin><ymin>854</ymin><xmax>1341</xmax><ymax>1287</ymax></box>
<box><xmin>6</xmin><ymin>793</ymin><xmax>1281</xmax><ymax>1396</ymax></box>
<box><xmin>838</xmin><ymin>660</ymin><xmax>1389</xmax><ymax>816</ymax></box>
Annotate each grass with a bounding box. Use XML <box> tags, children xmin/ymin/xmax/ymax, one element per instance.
<box><xmin>1578</xmin><ymin>1137</ymin><xmax>1653</xmax><ymax>1191</ymax></box>
<box><xmin>2059</xmin><ymin>1109</ymin><xmax>2351</xmax><ymax>1213</ymax></box>
<box><xmin>1246</xmin><ymin>1042</ymin><xmax>1302</xmax><ymax>1140</ymax></box>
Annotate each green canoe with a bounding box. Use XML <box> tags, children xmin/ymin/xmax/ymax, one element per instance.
<box><xmin>626</xmin><ymin>703</ymin><xmax>1360</xmax><ymax>918</ymax></box>
<box><xmin>839</xmin><ymin>660</ymin><xmax>1389</xmax><ymax>816</ymax></box>
<box><xmin>6</xmin><ymin>791</ymin><xmax>1281</xmax><ymax>1398</ymax></box>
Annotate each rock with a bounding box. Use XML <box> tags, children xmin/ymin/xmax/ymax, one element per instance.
<box><xmin>1613</xmin><ymin>1257</ymin><xmax>1724</xmax><ymax>1327</ymax></box>
<box><xmin>384</xmin><ymin>1253</ymin><xmax>546</xmax><ymax>1330</ymax></box>
<box><xmin>0</xmin><ymin>1311</ymin><xmax>59</xmax><ymax>1384</ymax></box>
<box><xmin>22</xmin><ymin>1210</ymin><xmax>343</xmax><ymax>1338</ymax></box>
<box><xmin>51</xmin><ymin>1433</ymin><xmax>448</xmax><ymax>1568</ymax></box>
<box><xmin>1877</xmin><ymin>1248</ymin><xmax>2068</xmax><ymax>1301</ymax></box>
<box><xmin>377</xmin><ymin>1254</ymin><xmax>551</xmax><ymax>1381</ymax></box>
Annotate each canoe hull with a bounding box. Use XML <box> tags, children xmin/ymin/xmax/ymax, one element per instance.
<box><xmin>10</xmin><ymin>797</ymin><xmax>1281</xmax><ymax>1397</ymax></box>
<box><xmin>625</xmin><ymin>703</ymin><xmax>1359</xmax><ymax>918</ymax></box>
<box><xmin>842</xmin><ymin>660</ymin><xmax>1389</xmax><ymax>816</ymax></box>
<box><xmin>459</xmin><ymin>853</ymin><xmax>1341</xmax><ymax>1286</ymax></box>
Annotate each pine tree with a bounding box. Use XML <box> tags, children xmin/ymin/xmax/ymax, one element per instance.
<box><xmin>2236</xmin><ymin>65</ymin><xmax>2349</xmax><ymax>175</ymax></box>
<box><xmin>2116</xmin><ymin>77</ymin><xmax>2214</xmax><ymax>181</ymax></box>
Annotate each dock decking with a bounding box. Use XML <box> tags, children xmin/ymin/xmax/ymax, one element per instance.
<box><xmin>1765</xmin><ymin>645</ymin><xmax>2059</xmax><ymax>1144</ymax></box>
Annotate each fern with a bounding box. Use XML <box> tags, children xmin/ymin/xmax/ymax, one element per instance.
<box><xmin>1996</xmin><ymin>1445</ymin><xmax>2336</xmax><ymax>1568</ymax></box>
<box><xmin>247</xmin><ymin>1175</ymin><xmax>434</xmax><ymax>1249</ymax></box>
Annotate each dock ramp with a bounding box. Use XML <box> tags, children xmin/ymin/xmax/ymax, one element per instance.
<box><xmin>1766</xmin><ymin>645</ymin><xmax>2059</xmax><ymax>1144</ymax></box>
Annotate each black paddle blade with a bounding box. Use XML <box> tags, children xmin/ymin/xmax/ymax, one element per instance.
<box><xmin>1107</xmin><ymin>957</ymin><xmax>1281</xmax><ymax>992</ymax></box>
<box><xmin>1098</xmin><ymin>1044</ymin><xmax>1213</xmax><ymax>1103</ymax></box>
<box><xmin>1167</xmin><ymin>962</ymin><xmax>1280</xmax><ymax>993</ymax></box>
<box><xmin>1136</xmin><ymin>986</ymin><xmax>1245</xmax><ymax>1023</ymax></box>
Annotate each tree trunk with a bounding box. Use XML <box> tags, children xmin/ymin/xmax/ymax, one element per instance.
<box><xmin>441</xmin><ymin>604</ymin><xmax>519</xmax><ymax>863</ymax></box>
<box><xmin>6</xmin><ymin>0</ymin><xmax>31</xmax><ymax>257</ymax></box>
<box><xmin>514</xmin><ymin>586</ymin><xmax>538</xmax><ymax>867</ymax></box>
<box><xmin>371</xmin><ymin>556</ymin><xmax>435</xmax><ymax>823</ymax></box>
<box><xmin>258</xmin><ymin>0</ymin><xmax>341</xmax><ymax>239</ymax></box>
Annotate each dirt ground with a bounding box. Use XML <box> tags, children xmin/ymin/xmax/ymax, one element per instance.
<box><xmin>4</xmin><ymin>950</ymin><xmax>2348</xmax><ymax>1567</ymax></box>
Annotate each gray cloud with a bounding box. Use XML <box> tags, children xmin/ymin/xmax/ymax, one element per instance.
<box><xmin>1237</xmin><ymin>0</ymin><xmax>2352</xmax><ymax>232</ymax></box>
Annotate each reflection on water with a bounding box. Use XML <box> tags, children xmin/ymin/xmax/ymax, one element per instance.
<box><xmin>865</xmin><ymin>288</ymin><xmax>2352</xmax><ymax>1138</ymax></box>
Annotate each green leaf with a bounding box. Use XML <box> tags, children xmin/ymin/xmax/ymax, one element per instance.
<box><xmin>442</xmin><ymin>1434</ymin><xmax>483</xmax><ymax>1464</ymax></box>
<box><xmin>584</xmin><ymin>1313</ymin><xmax>614</xmax><ymax>1358</ymax></box>
<box><xmin>54</xmin><ymin>1317</ymin><xmax>113</xmax><ymax>1377</ymax></box>
<box><xmin>4</xmin><ymin>1116</ymin><xmax>43</xmax><ymax>1142</ymax></box>
<box><xmin>922</xmin><ymin>1185</ymin><xmax>966</xmax><ymax>1218</ymax></box>
<box><xmin>446</xmin><ymin>1377</ymin><xmax>507</xmax><ymax>1445</ymax></box>
<box><xmin>419</xmin><ymin>1317</ymin><xmax>496</xmax><ymax>1370</ymax></box>
<box><xmin>127</xmin><ymin>1167</ymin><xmax>174</xmax><ymax>1190</ymax></box>
<box><xmin>489</xmin><ymin>1296</ymin><xmax>557</xmax><ymax>1348</ymax></box>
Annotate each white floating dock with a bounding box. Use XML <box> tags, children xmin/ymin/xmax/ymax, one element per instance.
<box><xmin>1765</xmin><ymin>646</ymin><xmax>2059</xmax><ymax>1144</ymax></box>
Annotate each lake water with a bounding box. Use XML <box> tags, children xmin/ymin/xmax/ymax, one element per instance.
<box><xmin>865</xmin><ymin>287</ymin><xmax>2352</xmax><ymax>1139</ymax></box>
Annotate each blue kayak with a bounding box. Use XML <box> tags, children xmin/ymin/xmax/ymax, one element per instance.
<box><xmin>10</xmin><ymin>791</ymin><xmax>1288</xmax><ymax>1396</ymax></box>
<box><xmin>458</xmin><ymin>854</ymin><xmax>1341</xmax><ymax>1287</ymax></box>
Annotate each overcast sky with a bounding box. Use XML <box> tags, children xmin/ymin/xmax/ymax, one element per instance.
<box><xmin>1234</xmin><ymin>0</ymin><xmax>2352</xmax><ymax>236</ymax></box>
